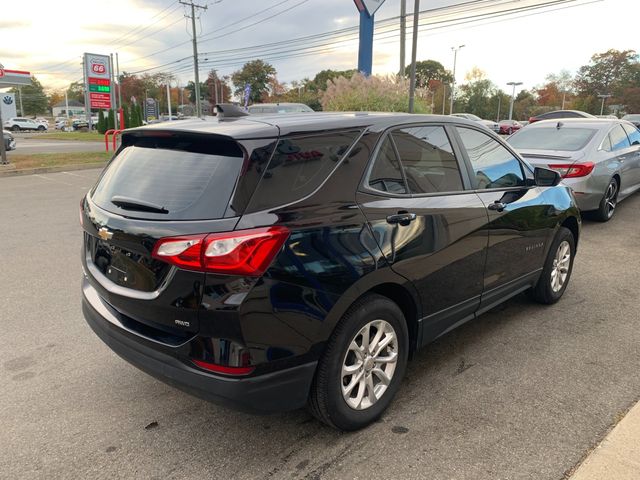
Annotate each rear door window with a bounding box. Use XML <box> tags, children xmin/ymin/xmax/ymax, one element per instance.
<box><xmin>368</xmin><ymin>137</ymin><xmax>408</xmax><ymax>194</ymax></box>
<box><xmin>247</xmin><ymin>130</ymin><xmax>361</xmax><ymax>211</ymax></box>
<box><xmin>392</xmin><ymin>126</ymin><xmax>464</xmax><ymax>194</ymax></box>
<box><xmin>457</xmin><ymin>127</ymin><xmax>525</xmax><ymax>189</ymax></box>
<box><xmin>609</xmin><ymin>125</ymin><xmax>631</xmax><ymax>151</ymax></box>
<box><xmin>91</xmin><ymin>134</ymin><xmax>245</xmax><ymax>220</ymax></box>
<box><xmin>622</xmin><ymin>123</ymin><xmax>640</xmax><ymax>146</ymax></box>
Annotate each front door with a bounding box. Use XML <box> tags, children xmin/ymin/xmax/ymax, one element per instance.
<box><xmin>357</xmin><ymin>125</ymin><xmax>489</xmax><ymax>343</ymax></box>
<box><xmin>452</xmin><ymin>126</ymin><xmax>557</xmax><ymax>312</ymax></box>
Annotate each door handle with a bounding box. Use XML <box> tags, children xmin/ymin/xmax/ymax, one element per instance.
<box><xmin>487</xmin><ymin>201</ymin><xmax>507</xmax><ymax>212</ymax></box>
<box><xmin>386</xmin><ymin>212</ymin><xmax>417</xmax><ymax>226</ymax></box>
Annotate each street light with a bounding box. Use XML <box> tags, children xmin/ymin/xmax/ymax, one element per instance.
<box><xmin>506</xmin><ymin>81</ymin><xmax>522</xmax><ymax>120</ymax></box>
<box><xmin>598</xmin><ymin>94</ymin><xmax>612</xmax><ymax>116</ymax></box>
<box><xmin>449</xmin><ymin>44</ymin><xmax>465</xmax><ymax>115</ymax></box>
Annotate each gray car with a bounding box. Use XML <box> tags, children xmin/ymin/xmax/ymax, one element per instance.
<box><xmin>508</xmin><ymin>118</ymin><xmax>640</xmax><ymax>221</ymax></box>
<box><xmin>3</xmin><ymin>129</ymin><xmax>16</xmax><ymax>151</ymax></box>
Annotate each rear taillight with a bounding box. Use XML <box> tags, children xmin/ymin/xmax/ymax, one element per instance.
<box><xmin>192</xmin><ymin>359</ymin><xmax>255</xmax><ymax>376</ymax></box>
<box><xmin>547</xmin><ymin>162</ymin><xmax>595</xmax><ymax>178</ymax></box>
<box><xmin>151</xmin><ymin>226</ymin><xmax>290</xmax><ymax>276</ymax></box>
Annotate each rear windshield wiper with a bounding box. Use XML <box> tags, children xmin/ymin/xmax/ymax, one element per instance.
<box><xmin>111</xmin><ymin>195</ymin><xmax>169</xmax><ymax>214</ymax></box>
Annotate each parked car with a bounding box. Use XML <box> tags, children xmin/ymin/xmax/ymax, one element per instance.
<box><xmin>3</xmin><ymin>117</ymin><xmax>47</xmax><ymax>131</ymax></box>
<box><xmin>621</xmin><ymin>114</ymin><xmax>640</xmax><ymax>128</ymax></box>
<box><xmin>3</xmin><ymin>129</ymin><xmax>16</xmax><ymax>150</ymax></box>
<box><xmin>498</xmin><ymin>119</ymin><xmax>523</xmax><ymax>135</ymax></box>
<box><xmin>248</xmin><ymin>103</ymin><xmax>314</xmax><ymax>114</ymax></box>
<box><xmin>81</xmin><ymin>112</ymin><xmax>581</xmax><ymax>430</ymax></box>
<box><xmin>450</xmin><ymin>113</ymin><xmax>500</xmax><ymax>133</ymax></box>
<box><xmin>528</xmin><ymin>110</ymin><xmax>594</xmax><ymax>124</ymax></box>
<box><xmin>72</xmin><ymin>119</ymin><xmax>89</xmax><ymax>131</ymax></box>
<box><xmin>34</xmin><ymin>117</ymin><xmax>49</xmax><ymax>127</ymax></box>
<box><xmin>508</xmin><ymin>118</ymin><xmax>640</xmax><ymax>221</ymax></box>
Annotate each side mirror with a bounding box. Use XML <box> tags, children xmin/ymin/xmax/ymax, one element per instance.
<box><xmin>534</xmin><ymin>167</ymin><xmax>561</xmax><ymax>187</ymax></box>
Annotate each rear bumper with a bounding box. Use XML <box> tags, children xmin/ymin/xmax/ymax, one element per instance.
<box><xmin>82</xmin><ymin>277</ymin><xmax>317</xmax><ymax>414</ymax></box>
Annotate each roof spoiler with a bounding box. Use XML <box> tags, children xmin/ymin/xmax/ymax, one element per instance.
<box><xmin>215</xmin><ymin>103</ymin><xmax>249</xmax><ymax>119</ymax></box>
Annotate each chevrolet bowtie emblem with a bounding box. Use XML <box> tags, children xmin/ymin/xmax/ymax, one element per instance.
<box><xmin>98</xmin><ymin>227</ymin><xmax>114</xmax><ymax>241</ymax></box>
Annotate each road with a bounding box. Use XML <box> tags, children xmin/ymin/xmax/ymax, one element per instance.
<box><xmin>7</xmin><ymin>135</ymin><xmax>104</xmax><ymax>154</ymax></box>
<box><xmin>1</xmin><ymin>169</ymin><xmax>639</xmax><ymax>479</ymax></box>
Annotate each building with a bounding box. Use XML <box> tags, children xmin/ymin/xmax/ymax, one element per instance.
<box><xmin>52</xmin><ymin>99</ymin><xmax>85</xmax><ymax>118</ymax></box>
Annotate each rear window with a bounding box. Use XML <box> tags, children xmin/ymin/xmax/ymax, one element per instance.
<box><xmin>91</xmin><ymin>134</ymin><xmax>244</xmax><ymax>220</ymax></box>
<box><xmin>246</xmin><ymin>130</ymin><xmax>362</xmax><ymax>212</ymax></box>
<box><xmin>507</xmin><ymin>127</ymin><xmax>596</xmax><ymax>151</ymax></box>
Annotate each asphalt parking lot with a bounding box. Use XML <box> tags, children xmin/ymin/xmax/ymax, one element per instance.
<box><xmin>1</xmin><ymin>169</ymin><xmax>639</xmax><ymax>480</ymax></box>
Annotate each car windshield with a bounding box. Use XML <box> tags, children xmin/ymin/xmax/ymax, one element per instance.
<box><xmin>507</xmin><ymin>127</ymin><xmax>597</xmax><ymax>151</ymax></box>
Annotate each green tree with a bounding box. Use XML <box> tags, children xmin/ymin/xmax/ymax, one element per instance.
<box><xmin>574</xmin><ymin>49</ymin><xmax>639</xmax><ymax>101</ymax></box>
<box><xmin>457</xmin><ymin>67</ymin><xmax>496</xmax><ymax>118</ymax></box>
<box><xmin>66</xmin><ymin>81</ymin><xmax>85</xmax><ymax>103</ymax></box>
<box><xmin>9</xmin><ymin>76</ymin><xmax>48</xmax><ymax>115</ymax></box>
<box><xmin>308</xmin><ymin>69</ymin><xmax>357</xmax><ymax>91</ymax></box>
<box><xmin>107</xmin><ymin>109</ymin><xmax>115</xmax><ymax>130</ymax></box>
<box><xmin>231</xmin><ymin>60</ymin><xmax>277</xmax><ymax>103</ymax></box>
<box><xmin>403</xmin><ymin>60</ymin><xmax>453</xmax><ymax>88</ymax></box>
<box><xmin>97</xmin><ymin>110</ymin><xmax>106</xmax><ymax>134</ymax></box>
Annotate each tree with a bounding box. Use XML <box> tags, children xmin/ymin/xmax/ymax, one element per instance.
<box><xmin>403</xmin><ymin>60</ymin><xmax>453</xmax><ymax>88</ymax></box>
<box><xmin>457</xmin><ymin>67</ymin><xmax>496</xmax><ymax>118</ymax></box>
<box><xmin>231</xmin><ymin>60</ymin><xmax>277</xmax><ymax>103</ymax></box>
<box><xmin>97</xmin><ymin>110</ymin><xmax>106</xmax><ymax>134</ymax></box>
<box><xmin>307</xmin><ymin>69</ymin><xmax>357</xmax><ymax>91</ymax></box>
<box><xmin>66</xmin><ymin>81</ymin><xmax>85</xmax><ymax>103</ymax></box>
<box><xmin>122</xmin><ymin>104</ymin><xmax>129</xmax><ymax>129</ymax></box>
<box><xmin>185</xmin><ymin>81</ymin><xmax>209</xmax><ymax>104</ymax></box>
<box><xmin>47</xmin><ymin>90</ymin><xmax>64</xmax><ymax>113</ymax></box>
<box><xmin>9</xmin><ymin>76</ymin><xmax>48</xmax><ymax>115</ymax></box>
<box><xmin>205</xmin><ymin>69</ymin><xmax>231</xmax><ymax>104</ymax></box>
<box><xmin>574</xmin><ymin>49</ymin><xmax>639</xmax><ymax>100</ymax></box>
<box><xmin>107</xmin><ymin>109</ymin><xmax>115</xmax><ymax>130</ymax></box>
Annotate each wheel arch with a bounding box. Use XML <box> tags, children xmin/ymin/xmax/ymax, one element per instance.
<box><xmin>560</xmin><ymin>215</ymin><xmax>580</xmax><ymax>250</ymax></box>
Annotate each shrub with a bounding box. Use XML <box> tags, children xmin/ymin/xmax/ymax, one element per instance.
<box><xmin>320</xmin><ymin>73</ymin><xmax>430</xmax><ymax>113</ymax></box>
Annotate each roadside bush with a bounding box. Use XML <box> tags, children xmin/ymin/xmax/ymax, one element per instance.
<box><xmin>107</xmin><ymin>109</ymin><xmax>115</xmax><ymax>130</ymax></box>
<box><xmin>321</xmin><ymin>73</ymin><xmax>430</xmax><ymax>113</ymax></box>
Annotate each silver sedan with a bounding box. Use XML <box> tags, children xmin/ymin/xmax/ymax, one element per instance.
<box><xmin>508</xmin><ymin>118</ymin><xmax>640</xmax><ymax>221</ymax></box>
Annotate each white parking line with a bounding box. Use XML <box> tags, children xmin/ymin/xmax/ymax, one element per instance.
<box><xmin>33</xmin><ymin>174</ymin><xmax>73</xmax><ymax>186</ymax></box>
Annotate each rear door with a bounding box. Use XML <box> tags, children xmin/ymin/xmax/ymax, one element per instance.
<box><xmin>357</xmin><ymin>124</ymin><xmax>489</xmax><ymax>342</ymax></box>
<box><xmin>452</xmin><ymin>125</ymin><xmax>557</xmax><ymax>311</ymax></box>
<box><xmin>82</xmin><ymin>132</ymin><xmax>252</xmax><ymax>335</ymax></box>
<box><xmin>618</xmin><ymin>123</ymin><xmax>640</xmax><ymax>193</ymax></box>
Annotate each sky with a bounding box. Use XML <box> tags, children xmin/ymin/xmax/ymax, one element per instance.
<box><xmin>0</xmin><ymin>0</ymin><xmax>636</xmax><ymax>99</ymax></box>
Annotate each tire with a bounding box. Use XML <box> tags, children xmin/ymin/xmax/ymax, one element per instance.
<box><xmin>37</xmin><ymin>125</ymin><xmax>45</xmax><ymax>131</ymax></box>
<box><xmin>531</xmin><ymin>227</ymin><xmax>575</xmax><ymax>304</ymax></box>
<box><xmin>593</xmin><ymin>177</ymin><xmax>619</xmax><ymax>222</ymax></box>
<box><xmin>11</xmin><ymin>125</ymin><xmax>20</xmax><ymax>132</ymax></box>
<box><xmin>308</xmin><ymin>293</ymin><xmax>409</xmax><ymax>431</ymax></box>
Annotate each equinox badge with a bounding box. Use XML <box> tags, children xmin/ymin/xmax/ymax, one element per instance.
<box><xmin>98</xmin><ymin>227</ymin><xmax>113</xmax><ymax>241</ymax></box>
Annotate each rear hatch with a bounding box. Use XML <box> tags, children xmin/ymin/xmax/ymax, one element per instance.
<box><xmin>82</xmin><ymin>131</ymin><xmax>251</xmax><ymax>336</ymax></box>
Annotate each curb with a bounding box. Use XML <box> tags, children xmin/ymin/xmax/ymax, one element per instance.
<box><xmin>0</xmin><ymin>162</ymin><xmax>106</xmax><ymax>178</ymax></box>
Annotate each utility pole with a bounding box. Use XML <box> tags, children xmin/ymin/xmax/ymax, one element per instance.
<box><xmin>116</xmin><ymin>52</ymin><xmax>122</xmax><ymax>124</ymax></box>
<box><xmin>506</xmin><ymin>81</ymin><xmax>522</xmax><ymax>120</ymax></box>
<box><xmin>449</xmin><ymin>44</ymin><xmax>465</xmax><ymax>115</ymax></box>
<box><xmin>180</xmin><ymin>0</ymin><xmax>207</xmax><ymax>118</ymax></box>
<box><xmin>442</xmin><ymin>84</ymin><xmax>446</xmax><ymax>115</ymax></box>
<box><xmin>17</xmin><ymin>87</ymin><xmax>24</xmax><ymax>116</ymax></box>
<box><xmin>110</xmin><ymin>53</ymin><xmax>117</xmax><ymax>130</ymax></box>
<box><xmin>407</xmin><ymin>0</ymin><xmax>420</xmax><ymax>113</ymax></box>
<box><xmin>399</xmin><ymin>0</ymin><xmax>406</xmax><ymax>76</ymax></box>
<box><xmin>598</xmin><ymin>94</ymin><xmax>612</xmax><ymax>116</ymax></box>
<box><xmin>166</xmin><ymin>80</ymin><xmax>173</xmax><ymax>120</ymax></box>
<box><xmin>496</xmin><ymin>95</ymin><xmax>501</xmax><ymax>122</ymax></box>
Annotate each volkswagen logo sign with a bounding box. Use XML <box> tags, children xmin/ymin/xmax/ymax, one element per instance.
<box><xmin>2</xmin><ymin>95</ymin><xmax>13</xmax><ymax>105</ymax></box>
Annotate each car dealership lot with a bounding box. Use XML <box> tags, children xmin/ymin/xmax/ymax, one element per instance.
<box><xmin>1</xmin><ymin>169</ymin><xmax>639</xmax><ymax>479</ymax></box>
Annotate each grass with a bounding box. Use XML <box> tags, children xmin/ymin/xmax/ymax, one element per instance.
<box><xmin>30</xmin><ymin>131</ymin><xmax>104</xmax><ymax>142</ymax></box>
<box><xmin>8</xmin><ymin>151</ymin><xmax>111</xmax><ymax>170</ymax></box>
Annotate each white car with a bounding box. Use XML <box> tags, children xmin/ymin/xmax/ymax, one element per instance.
<box><xmin>451</xmin><ymin>113</ymin><xmax>500</xmax><ymax>133</ymax></box>
<box><xmin>4</xmin><ymin>117</ymin><xmax>47</xmax><ymax>132</ymax></box>
<box><xmin>34</xmin><ymin>117</ymin><xmax>49</xmax><ymax>127</ymax></box>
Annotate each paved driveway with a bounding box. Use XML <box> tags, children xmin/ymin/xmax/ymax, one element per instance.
<box><xmin>1</xmin><ymin>169</ymin><xmax>639</xmax><ymax>479</ymax></box>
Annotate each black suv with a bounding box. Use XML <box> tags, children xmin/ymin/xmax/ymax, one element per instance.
<box><xmin>81</xmin><ymin>111</ymin><xmax>581</xmax><ymax>430</ymax></box>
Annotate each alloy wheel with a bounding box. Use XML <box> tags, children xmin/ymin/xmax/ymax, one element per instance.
<box><xmin>341</xmin><ymin>319</ymin><xmax>398</xmax><ymax>410</ymax></box>
<box><xmin>550</xmin><ymin>240</ymin><xmax>571</xmax><ymax>293</ymax></box>
<box><xmin>604</xmin><ymin>179</ymin><xmax>618</xmax><ymax>219</ymax></box>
